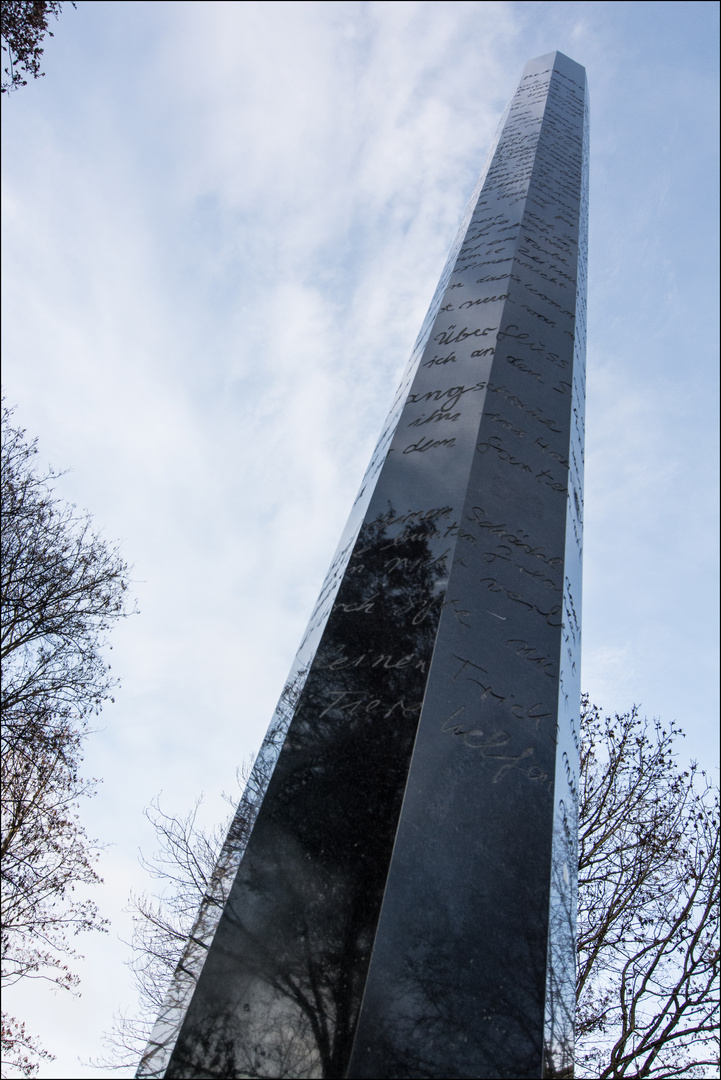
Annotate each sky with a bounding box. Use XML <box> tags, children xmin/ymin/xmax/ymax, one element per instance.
<box><xmin>1</xmin><ymin>2</ymin><xmax>719</xmax><ymax>1076</ymax></box>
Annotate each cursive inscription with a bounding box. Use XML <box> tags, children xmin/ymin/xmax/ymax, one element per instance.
<box><xmin>422</xmin><ymin>351</ymin><xmax>457</xmax><ymax>368</ymax></box>
<box><xmin>434</xmin><ymin>324</ymin><xmax>497</xmax><ymax>345</ymax></box>
<box><xmin>403</xmin><ymin>436</ymin><xmax>456</xmax><ymax>454</ymax></box>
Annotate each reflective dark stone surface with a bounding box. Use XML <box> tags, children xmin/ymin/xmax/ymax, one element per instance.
<box><xmin>141</xmin><ymin>50</ymin><xmax>588</xmax><ymax>1080</ymax></box>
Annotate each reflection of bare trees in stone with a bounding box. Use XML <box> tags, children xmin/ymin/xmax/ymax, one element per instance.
<box><xmin>543</xmin><ymin>796</ymin><xmax>577</xmax><ymax>1079</ymax></box>
<box><xmin>351</xmin><ymin>853</ymin><xmax>553</xmax><ymax>1079</ymax></box>
<box><xmin>155</xmin><ymin>513</ymin><xmax>450</xmax><ymax>1079</ymax></box>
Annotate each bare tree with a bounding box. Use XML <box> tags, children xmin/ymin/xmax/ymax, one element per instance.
<box><xmin>577</xmin><ymin>698</ymin><xmax>719</xmax><ymax>1079</ymax></box>
<box><xmin>0</xmin><ymin>1</ymin><xmax>75</xmax><ymax>93</ymax></box>
<box><xmin>96</xmin><ymin>770</ymin><xmax>251</xmax><ymax>1070</ymax></box>
<box><xmin>104</xmin><ymin>698</ymin><xmax>719</xmax><ymax>1078</ymax></box>
<box><xmin>1</xmin><ymin>405</ymin><xmax>133</xmax><ymax>1076</ymax></box>
<box><xmin>99</xmin><ymin>670</ymin><xmax>308</xmax><ymax>1073</ymax></box>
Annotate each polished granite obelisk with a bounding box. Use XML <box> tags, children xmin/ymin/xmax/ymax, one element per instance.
<box><xmin>139</xmin><ymin>50</ymin><xmax>588</xmax><ymax>1080</ymax></box>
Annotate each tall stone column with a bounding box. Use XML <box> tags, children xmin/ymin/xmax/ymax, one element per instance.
<box><xmin>139</xmin><ymin>49</ymin><xmax>588</xmax><ymax>1080</ymax></box>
